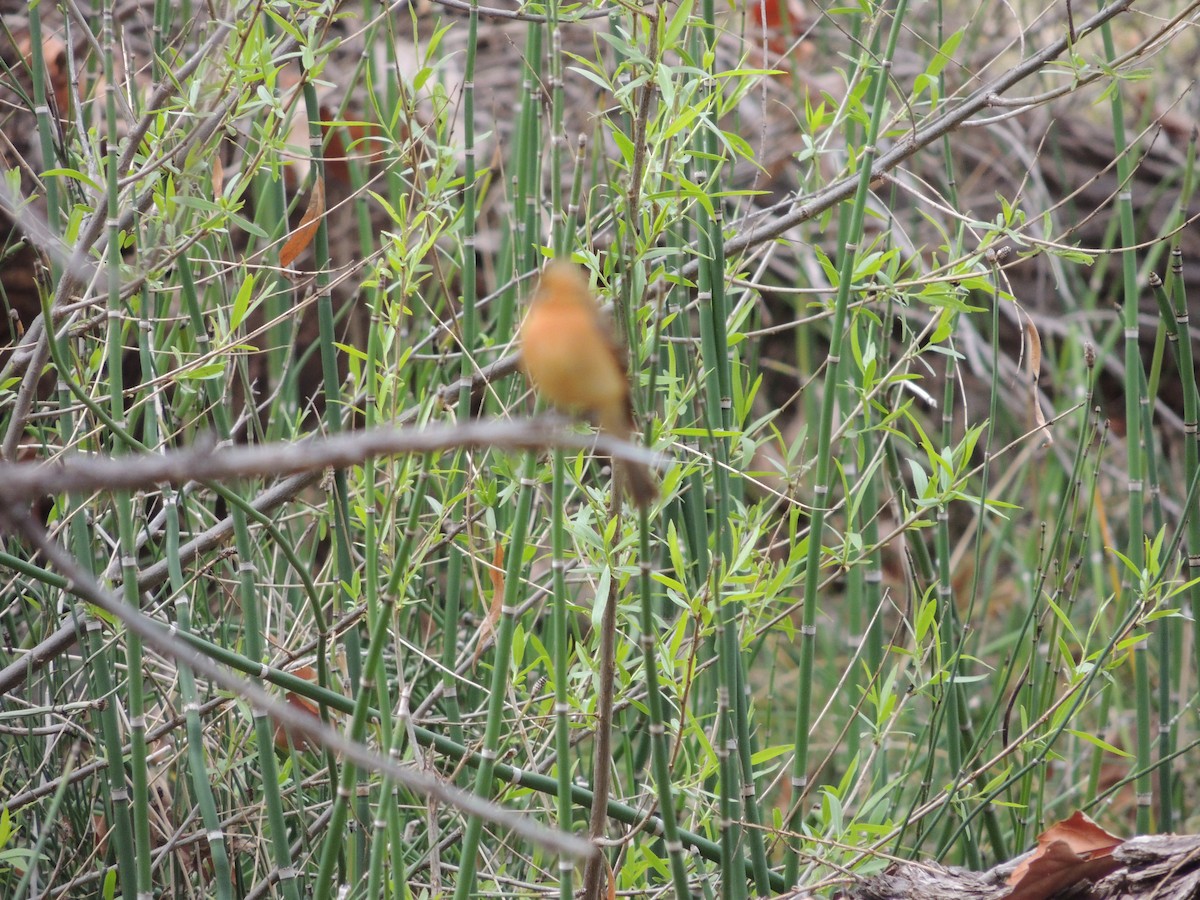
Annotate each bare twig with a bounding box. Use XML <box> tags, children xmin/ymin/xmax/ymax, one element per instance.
<box><xmin>582</xmin><ymin>531</ymin><xmax>622</xmax><ymax>900</ymax></box>
<box><xmin>0</xmin><ymin>416</ymin><xmax>661</xmax><ymax>503</ymax></box>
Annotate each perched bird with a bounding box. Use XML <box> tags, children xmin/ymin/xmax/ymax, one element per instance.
<box><xmin>518</xmin><ymin>260</ymin><xmax>658</xmax><ymax>508</ymax></box>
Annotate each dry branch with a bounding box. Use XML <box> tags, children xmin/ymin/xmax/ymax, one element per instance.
<box><xmin>0</xmin><ymin>416</ymin><xmax>661</xmax><ymax>504</ymax></box>
<box><xmin>852</xmin><ymin>834</ymin><xmax>1200</xmax><ymax>900</ymax></box>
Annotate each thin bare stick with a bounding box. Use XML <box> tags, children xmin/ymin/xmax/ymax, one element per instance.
<box><xmin>581</xmin><ymin>562</ymin><xmax>621</xmax><ymax>900</ymax></box>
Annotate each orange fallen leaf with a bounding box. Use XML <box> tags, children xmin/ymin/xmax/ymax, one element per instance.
<box><xmin>747</xmin><ymin>0</ymin><xmax>809</xmax><ymax>59</ymax></box>
<box><xmin>471</xmin><ymin>544</ymin><xmax>506</xmax><ymax>666</ymax></box>
<box><xmin>1007</xmin><ymin>811</ymin><xmax>1124</xmax><ymax>900</ymax></box>
<box><xmin>279</xmin><ymin>176</ymin><xmax>324</xmax><ymax>270</ymax></box>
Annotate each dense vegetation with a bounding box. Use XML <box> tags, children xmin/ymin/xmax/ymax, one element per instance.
<box><xmin>1</xmin><ymin>0</ymin><xmax>1198</xmax><ymax>896</ymax></box>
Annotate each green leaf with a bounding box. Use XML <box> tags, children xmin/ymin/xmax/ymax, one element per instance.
<box><xmin>41</xmin><ymin>167</ymin><xmax>103</xmax><ymax>192</ymax></box>
<box><xmin>662</xmin><ymin>0</ymin><xmax>694</xmax><ymax>49</ymax></box>
<box><xmin>915</xmin><ymin>592</ymin><xmax>937</xmax><ymax>643</ymax></box>
<box><xmin>1067</xmin><ymin>729</ymin><xmax>1132</xmax><ymax>757</ymax></box>
<box><xmin>749</xmin><ymin>744</ymin><xmax>794</xmax><ymax>765</ymax></box>
<box><xmin>928</xmin><ymin>29</ymin><xmax>964</xmax><ymax>78</ymax></box>
<box><xmin>610</xmin><ymin>128</ymin><xmax>636</xmax><ymax>168</ymax></box>
<box><xmin>651</xmin><ymin>572</ymin><xmax>688</xmax><ymax>593</ymax></box>
<box><xmin>334</xmin><ymin>341</ymin><xmax>370</xmax><ymax>362</ymax></box>
<box><xmin>591</xmin><ymin>566</ymin><xmax>612</xmax><ymax>631</ymax></box>
<box><xmin>176</xmin><ymin>361</ymin><xmax>227</xmax><ymax>381</ymax></box>
<box><xmin>567</xmin><ymin>65</ymin><xmax>614</xmax><ymax>95</ymax></box>
<box><xmin>907</xmin><ymin>459</ymin><xmax>929</xmax><ymax>498</ymax></box>
<box><xmin>229</xmin><ymin>272</ymin><xmax>256</xmax><ymax>331</ymax></box>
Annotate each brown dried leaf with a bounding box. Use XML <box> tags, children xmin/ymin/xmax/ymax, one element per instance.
<box><xmin>320</xmin><ymin>116</ymin><xmax>388</xmax><ymax>186</ymax></box>
<box><xmin>1006</xmin><ymin>811</ymin><xmax>1124</xmax><ymax>900</ymax></box>
<box><xmin>211</xmin><ymin>155</ymin><xmax>225</xmax><ymax>199</ymax></box>
<box><xmin>42</xmin><ymin>37</ymin><xmax>70</xmax><ymax>119</ymax></box>
<box><xmin>17</xmin><ymin>35</ymin><xmax>70</xmax><ymax>118</ymax></box>
<box><xmin>471</xmin><ymin>544</ymin><xmax>506</xmax><ymax>666</ymax></box>
<box><xmin>747</xmin><ymin>0</ymin><xmax>811</xmax><ymax>61</ymax></box>
<box><xmin>93</xmin><ymin>812</ymin><xmax>109</xmax><ymax>860</ymax></box>
<box><xmin>273</xmin><ymin>664</ymin><xmax>321</xmax><ymax>751</ymax></box>
<box><xmin>279</xmin><ymin>176</ymin><xmax>325</xmax><ymax>269</ymax></box>
<box><xmin>1024</xmin><ymin>314</ymin><xmax>1053</xmax><ymax>447</ymax></box>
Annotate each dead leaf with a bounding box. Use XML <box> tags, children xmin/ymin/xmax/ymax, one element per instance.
<box><xmin>747</xmin><ymin>0</ymin><xmax>809</xmax><ymax>56</ymax></box>
<box><xmin>279</xmin><ymin>176</ymin><xmax>324</xmax><ymax>270</ymax></box>
<box><xmin>317</xmin><ymin>103</ymin><xmax>386</xmax><ymax>186</ymax></box>
<box><xmin>17</xmin><ymin>35</ymin><xmax>70</xmax><ymax>119</ymax></box>
<box><xmin>274</xmin><ymin>664</ymin><xmax>321</xmax><ymax>751</ymax></box>
<box><xmin>1007</xmin><ymin>811</ymin><xmax>1124</xmax><ymax>900</ymax></box>
<box><xmin>93</xmin><ymin>812</ymin><xmax>109</xmax><ymax>860</ymax></box>
<box><xmin>211</xmin><ymin>155</ymin><xmax>225</xmax><ymax>199</ymax></box>
<box><xmin>1023</xmin><ymin>314</ymin><xmax>1053</xmax><ymax>447</ymax></box>
<box><xmin>471</xmin><ymin>544</ymin><xmax>506</xmax><ymax>666</ymax></box>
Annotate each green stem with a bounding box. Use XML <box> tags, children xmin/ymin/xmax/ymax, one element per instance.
<box><xmin>787</xmin><ymin>0</ymin><xmax>910</xmax><ymax>883</ymax></box>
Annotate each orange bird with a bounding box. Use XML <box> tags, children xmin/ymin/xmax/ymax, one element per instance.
<box><xmin>518</xmin><ymin>260</ymin><xmax>658</xmax><ymax>508</ymax></box>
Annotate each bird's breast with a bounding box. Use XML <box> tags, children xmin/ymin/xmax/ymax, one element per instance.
<box><xmin>520</xmin><ymin>307</ymin><xmax>627</xmax><ymax>413</ymax></box>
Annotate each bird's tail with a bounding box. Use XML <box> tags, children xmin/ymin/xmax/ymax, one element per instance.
<box><xmin>617</xmin><ymin>458</ymin><xmax>659</xmax><ymax>509</ymax></box>
<box><xmin>600</xmin><ymin>406</ymin><xmax>658</xmax><ymax>509</ymax></box>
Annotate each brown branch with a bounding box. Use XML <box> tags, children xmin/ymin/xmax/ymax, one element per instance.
<box><xmin>0</xmin><ymin>369</ymin><xmax>662</xmax><ymax>697</ymax></box>
<box><xmin>581</xmin><ymin>540</ymin><xmax>622</xmax><ymax>900</ymax></box>
<box><xmin>0</xmin><ymin>416</ymin><xmax>660</xmax><ymax>503</ymax></box>
<box><xmin>851</xmin><ymin>834</ymin><xmax>1200</xmax><ymax>900</ymax></box>
<box><xmin>2</xmin><ymin>353</ymin><xmax>518</xmax><ymax>697</ymax></box>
